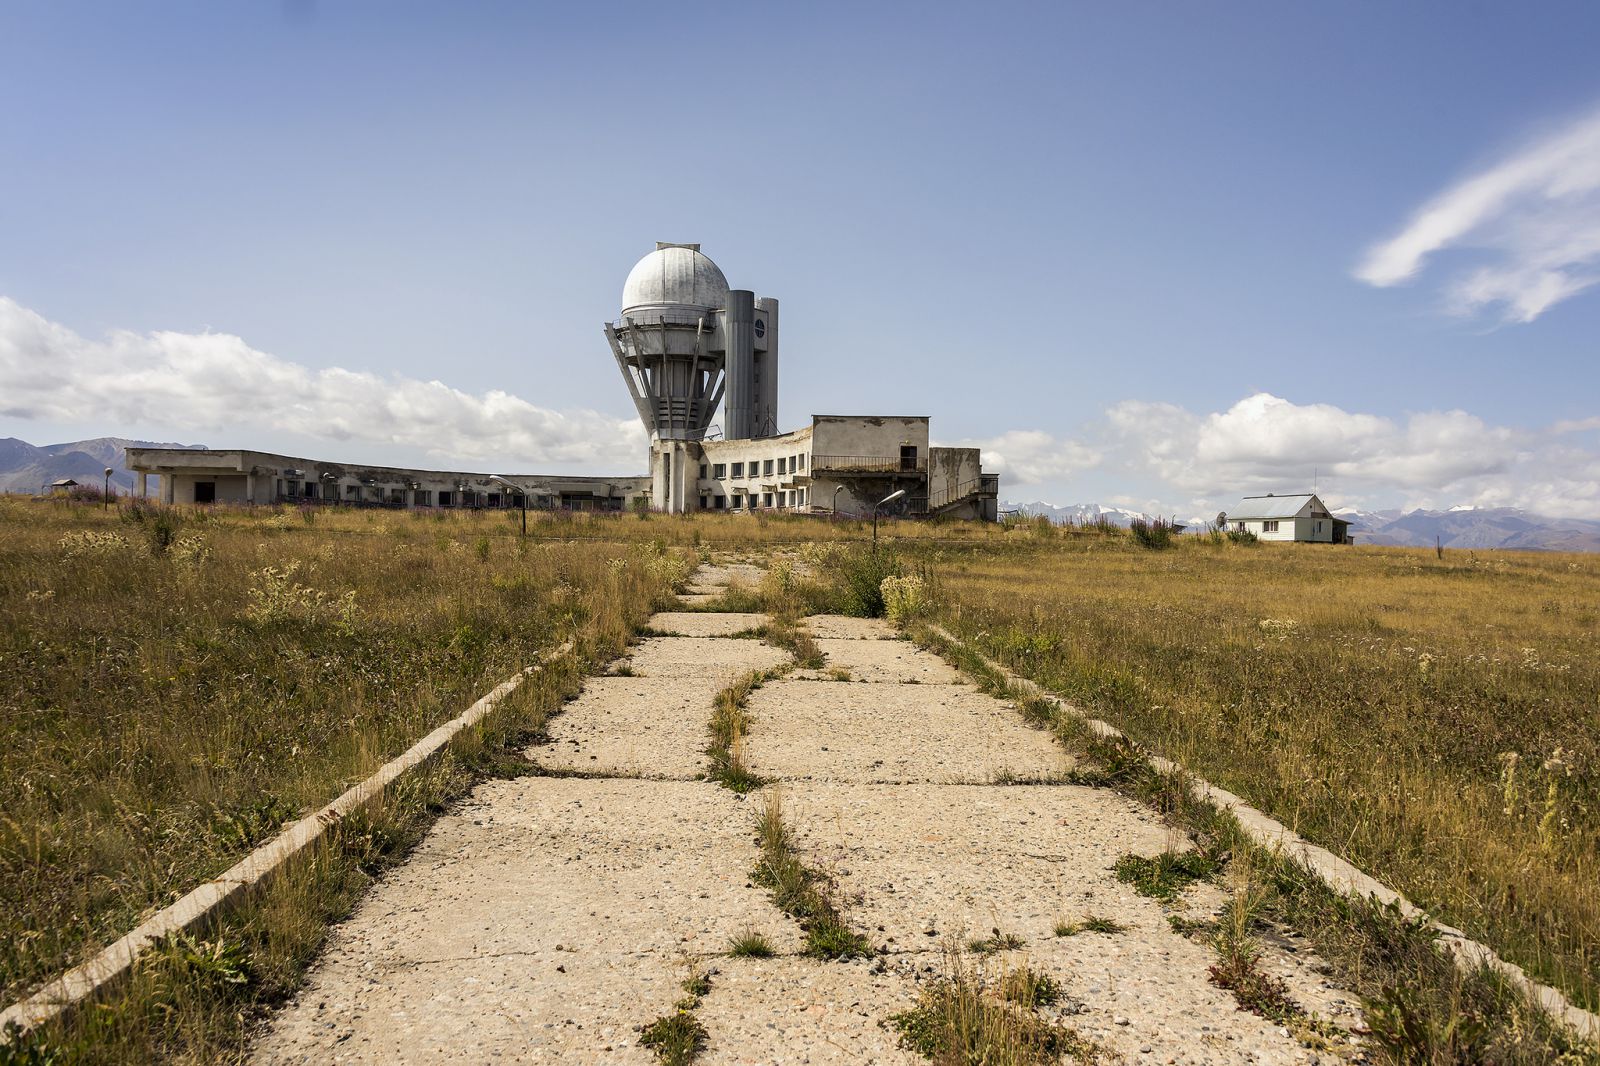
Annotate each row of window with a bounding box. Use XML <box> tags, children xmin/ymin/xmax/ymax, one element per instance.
<box><xmin>702</xmin><ymin>488</ymin><xmax>807</xmax><ymax>511</ymax></box>
<box><xmin>276</xmin><ymin>479</ymin><xmax>525</xmax><ymax>509</ymax></box>
<box><xmin>1235</xmin><ymin>520</ymin><xmax>1281</xmax><ymax>532</ymax></box>
<box><xmin>700</xmin><ymin>453</ymin><xmax>807</xmax><ymax>481</ymax></box>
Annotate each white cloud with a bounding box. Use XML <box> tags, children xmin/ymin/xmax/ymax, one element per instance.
<box><xmin>0</xmin><ymin>297</ymin><xmax>646</xmax><ymax>469</ymax></box>
<box><xmin>944</xmin><ymin>428</ymin><xmax>1101</xmax><ymax>485</ymax></box>
<box><xmin>1109</xmin><ymin>391</ymin><xmax>1600</xmax><ymax>519</ymax></box>
<box><xmin>1356</xmin><ymin>104</ymin><xmax>1600</xmax><ymax>322</ymax></box>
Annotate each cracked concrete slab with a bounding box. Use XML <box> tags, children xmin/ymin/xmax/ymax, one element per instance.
<box><xmin>742</xmin><ymin>680</ymin><xmax>1070</xmax><ymax>784</ymax></box>
<box><xmin>646</xmin><ymin>611</ymin><xmax>768</xmax><ymax>637</ymax></box>
<box><xmin>802</xmin><ymin>615</ymin><xmax>898</xmax><ymax>640</ymax></box>
<box><xmin>806</xmin><ymin>637</ymin><xmax>963</xmax><ymax>684</ymax></box>
<box><xmin>695</xmin><ymin>959</ymin><xmax>920</xmax><ymax>1065</ymax></box>
<box><xmin>623</xmin><ymin>636</ymin><xmax>790</xmax><ymax>682</ymax></box>
<box><xmin>530</xmin><ymin>677</ymin><xmax>715</xmax><ymax>780</ymax></box>
<box><xmin>253</xmin><ymin>778</ymin><xmax>798</xmax><ymax>1064</ymax></box>
<box><xmin>775</xmin><ymin>783</ymin><xmax>1326</xmax><ymax>1065</ymax></box>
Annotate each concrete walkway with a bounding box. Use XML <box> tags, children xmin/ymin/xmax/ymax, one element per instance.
<box><xmin>253</xmin><ymin>562</ymin><xmax>1356</xmax><ymax>1064</ymax></box>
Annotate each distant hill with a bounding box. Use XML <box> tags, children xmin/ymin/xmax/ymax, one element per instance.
<box><xmin>1008</xmin><ymin>499</ymin><xmax>1600</xmax><ymax>552</ymax></box>
<box><xmin>0</xmin><ymin>437</ymin><xmax>207</xmax><ymax>495</ymax></box>
<box><xmin>1337</xmin><ymin>506</ymin><xmax>1600</xmax><ymax>553</ymax></box>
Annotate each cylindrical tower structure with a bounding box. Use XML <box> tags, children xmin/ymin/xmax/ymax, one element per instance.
<box><xmin>754</xmin><ymin>296</ymin><xmax>779</xmax><ymax>437</ymax></box>
<box><xmin>723</xmin><ymin>289</ymin><xmax>756</xmax><ymax>442</ymax></box>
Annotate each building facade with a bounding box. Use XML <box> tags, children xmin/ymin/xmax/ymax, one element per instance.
<box><xmin>1222</xmin><ymin>493</ymin><xmax>1352</xmax><ymax>543</ymax></box>
<box><xmin>126</xmin><ymin>243</ymin><xmax>1000</xmax><ymax>521</ymax></box>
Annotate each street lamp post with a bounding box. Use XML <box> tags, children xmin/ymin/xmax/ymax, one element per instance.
<box><xmin>831</xmin><ymin>485</ymin><xmax>846</xmax><ymax>519</ymax></box>
<box><xmin>873</xmin><ymin>489</ymin><xmax>906</xmax><ymax>555</ymax></box>
<box><xmin>490</xmin><ymin>475</ymin><xmax>526</xmax><ymax>536</ymax></box>
<box><xmin>103</xmin><ymin>467</ymin><xmax>113</xmax><ymax>510</ymax></box>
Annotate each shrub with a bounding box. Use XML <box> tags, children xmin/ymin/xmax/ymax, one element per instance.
<box><xmin>1129</xmin><ymin>518</ymin><xmax>1175</xmax><ymax>550</ymax></box>
<box><xmin>881</xmin><ymin>574</ymin><xmax>929</xmax><ymax>625</ymax></box>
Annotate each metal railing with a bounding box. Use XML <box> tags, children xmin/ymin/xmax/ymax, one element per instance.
<box><xmin>928</xmin><ymin>474</ymin><xmax>1000</xmax><ymax>512</ymax></box>
<box><xmin>810</xmin><ymin>454</ymin><xmax>927</xmax><ymax>474</ymax></box>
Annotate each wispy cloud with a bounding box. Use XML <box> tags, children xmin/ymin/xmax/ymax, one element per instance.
<box><xmin>1356</xmin><ymin>104</ymin><xmax>1600</xmax><ymax>322</ymax></box>
<box><xmin>0</xmin><ymin>297</ymin><xmax>646</xmax><ymax>469</ymax></box>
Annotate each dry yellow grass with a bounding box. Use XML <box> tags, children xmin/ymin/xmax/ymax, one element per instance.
<box><xmin>0</xmin><ymin>497</ymin><xmax>687</xmax><ymax>1016</ymax></box>
<box><xmin>925</xmin><ymin>528</ymin><xmax>1600</xmax><ymax>1012</ymax></box>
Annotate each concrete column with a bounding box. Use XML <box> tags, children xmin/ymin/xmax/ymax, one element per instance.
<box><xmin>650</xmin><ymin>442</ymin><xmax>669</xmax><ymax>511</ymax></box>
<box><xmin>134</xmin><ymin>472</ymin><xmax>147</xmax><ymax>498</ymax></box>
<box><xmin>162</xmin><ymin>475</ymin><xmax>176</xmax><ymax>504</ymax></box>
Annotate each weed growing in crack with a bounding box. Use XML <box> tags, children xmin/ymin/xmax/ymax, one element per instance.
<box><xmin>1000</xmin><ymin>967</ymin><xmax>1062</xmax><ymax>1008</ymax></box>
<box><xmin>639</xmin><ymin>966</ymin><xmax>710</xmax><ymax>1065</ymax></box>
<box><xmin>1054</xmin><ymin>915</ymin><xmax>1127</xmax><ymax>937</ymax></box>
<box><xmin>728</xmin><ymin>928</ymin><xmax>775</xmax><ymax>958</ymax></box>
<box><xmin>968</xmin><ymin>930</ymin><xmax>1026</xmax><ymax>955</ymax></box>
<box><xmin>889</xmin><ymin>951</ymin><xmax>1108</xmax><ymax>1065</ymax></box>
<box><xmin>751</xmin><ymin>789</ymin><xmax>872</xmax><ymax>961</ymax></box>
<box><xmin>706</xmin><ymin>669</ymin><xmax>777</xmax><ymax>793</ymax></box>
<box><xmin>1113</xmin><ymin>850</ymin><xmax>1217</xmax><ymax>902</ymax></box>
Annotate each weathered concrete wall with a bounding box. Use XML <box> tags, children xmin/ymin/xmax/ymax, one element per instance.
<box><xmin>810</xmin><ymin>416</ymin><xmax>928</xmax><ymax>460</ymax></box>
<box><xmin>928</xmin><ymin>447</ymin><xmax>981</xmax><ymax>503</ymax></box>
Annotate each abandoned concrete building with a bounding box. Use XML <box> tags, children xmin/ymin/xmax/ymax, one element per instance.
<box><xmin>127</xmin><ymin>244</ymin><xmax>998</xmax><ymax>520</ymax></box>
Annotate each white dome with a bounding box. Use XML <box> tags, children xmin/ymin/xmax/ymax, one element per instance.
<box><xmin>621</xmin><ymin>244</ymin><xmax>729</xmax><ymax>317</ymax></box>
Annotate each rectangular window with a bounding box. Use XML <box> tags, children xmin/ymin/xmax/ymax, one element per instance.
<box><xmin>900</xmin><ymin>445</ymin><xmax>918</xmax><ymax>472</ymax></box>
<box><xmin>700</xmin><ymin>495</ymin><xmax>709</xmax><ymax>509</ymax></box>
<box><xmin>699</xmin><ymin>464</ymin><xmax>708</xmax><ymax>479</ymax></box>
<box><xmin>712</xmin><ymin>463</ymin><xmax>726</xmax><ymax>478</ymax></box>
<box><xmin>416</xmin><ymin>490</ymin><xmax>432</xmax><ymax>506</ymax></box>
<box><xmin>777</xmin><ymin>457</ymin><xmax>787</xmax><ymax>474</ymax></box>
<box><xmin>1263</xmin><ymin>520</ymin><xmax>1279</xmax><ymax>532</ymax></box>
<box><xmin>438</xmin><ymin>490</ymin><xmax>453</xmax><ymax>507</ymax></box>
<box><xmin>763</xmin><ymin>492</ymin><xmax>773</xmax><ymax>507</ymax></box>
<box><xmin>731</xmin><ymin>462</ymin><xmax>744</xmax><ymax>478</ymax></box>
<box><xmin>797</xmin><ymin>454</ymin><xmax>806</xmax><ymax>471</ymax></box>
<box><xmin>345</xmin><ymin>484</ymin><xmax>359</xmax><ymax>498</ymax></box>
<box><xmin>323</xmin><ymin>482</ymin><xmax>337</xmax><ymax>500</ymax></box>
<box><xmin>714</xmin><ymin>495</ymin><xmax>726</xmax><ymax>510</ymax></box>
<box><xmin>798</xmin><ymin>488</ymin><xmax>806</xmax><ymax>504</ymax></box>
<box><xmin>732</xmin><ymin>493</ymin><xmax>743</xmax><ymax>509</ymax></box>
<box><xmin>764</xmin><ymin>459</ymin><xmax>774</xmax><ymax>476</ymax></box>
<box><xmin>282</xmin><ymin>480</ymin><xmax>299</xmax><ymax>498</ymax></box>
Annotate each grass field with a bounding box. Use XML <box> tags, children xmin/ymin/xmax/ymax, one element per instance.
<box><xmin>921</xmin><ymin>525</ymin><xmax>1600</xmax><ymax>1015</ymax></box>
<box><xmin>0</xmin><ymin>498</ymin><xmax>690</xmax><ymax>1028</ymax></box>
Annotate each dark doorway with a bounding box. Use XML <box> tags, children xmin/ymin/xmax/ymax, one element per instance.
<box><xmin>194</xmin><ymin>482</ymin><xmax>216</xmax><ymax>504</ymax></box>
<box><xmin>900</xmin><ymin>446</ymin><xmax>918</xmax><ymax>472</ymax></box>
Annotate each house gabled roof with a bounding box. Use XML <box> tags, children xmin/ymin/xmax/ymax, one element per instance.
<box><xmin>1224</xmin><ymin>493</ymin><xmax>1322</xmax><ymax>520</ymax></box>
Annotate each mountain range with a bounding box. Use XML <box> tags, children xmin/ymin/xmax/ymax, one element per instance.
<box><xmin>1007</xmin><ymin>500</ymin><xmax>1600</xmax><ymax>552</ymax></box>
<box><xmin>0</xmin><ymin>437</ymin><xmax>205</xmax><ymax>495</ymax></box>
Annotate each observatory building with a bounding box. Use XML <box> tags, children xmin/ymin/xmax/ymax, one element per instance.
<box><xmin>605</xmin><ymin>243</ymin><xmax>998</xmax><ymax>519</ymax></box>
<box><xmin>125</xmin><ymin>243</ymin><xmax>998</xmax><ymax>521</ymax></box>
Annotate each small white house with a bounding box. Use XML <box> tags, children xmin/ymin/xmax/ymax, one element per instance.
<box><xmin>1222</xmin><ymin>493</ymin><xmax>1352</xmax><ymax>544</ymax></box>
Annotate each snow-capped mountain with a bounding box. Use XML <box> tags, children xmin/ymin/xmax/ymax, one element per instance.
<box><xmin>1005</xmin><ymin>501</ymin><xmax>1169</xmax><ymax>527</ymax></box>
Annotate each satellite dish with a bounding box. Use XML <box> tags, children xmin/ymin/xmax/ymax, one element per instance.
<box><xmin>1216</xmin><ymin>511</ymin><xmax>1228</xmax><ymax>528</ymax></box>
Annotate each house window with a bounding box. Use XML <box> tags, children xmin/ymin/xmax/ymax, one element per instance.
<box><xmin>732</xmin><ymin>493</ymin><xmax>744</xmax><ymax>509</ymax></box>
<box><xmin>700</xmin><ymin>495</ymin><xmax>709</xmax><ymax>509</ymax></box>
<box><xmin>764</xmin><ymin>459</ymin><xmax>774</xmax><ymax>476</ymax></box>
<box><xmin>797</xmin><ymin>454</ymin><xmax>806</xmax><ymax>471</ymax></box>
<box><xmin>798</xmin><ymin>488</ymin><xmax>806</xmax><ymax>504</ymax></box>
<box><xmin>282</xmin><ymin>480</ymin><xmax>298</xmax><ymax>498</ymax></box>
<box><xmin>731</xmin><ymin>462</ymin><xmax>744</xmax><ymax>478</ymax></box>
<box><xmin>699</xmin><ymin>464</ymin><xmax>708</xmax><ymax>479</ymax></box>
<box><xmin>1263</xmin><ymin>520</ymin><xmax>1279</xmax><ymax>532</ymax></box>
<box><xmin>714</xmin><ymin>495</ymin><xmax>726</xmax><ymax>510</ymax></box>
<box><xmin>900</xmin><ymin>445</ymin><xmax>918</xmax><ymax>472</ymax></box>
<box><xmin>346</xmin><ymin>484</ymin><xmax>360</xmax><ymax>498</ymax></box>
<box><xmin>712</xmin><ymin>463</ymin><xmax>726</xmax><ymax>478</ymax></box>
<box><xmin>438</xmin><ymin>490</ymin><xmax>453</xmax><ymax>507</ymax></box>
<box><xmin>763</xmin><ymin>492</ymin><xmax>773</xmax><ymax>507</ymax></box>
<box><xmin>416</xmin><ymin>490</ymin><xmax>432</xmax><ymax>506</ymax></box>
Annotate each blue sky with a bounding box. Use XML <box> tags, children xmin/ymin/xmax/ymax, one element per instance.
<box><xmin>4</xmin><ymin>1</ymin><xmax>1600</xmax><ymax>517</ymax></box>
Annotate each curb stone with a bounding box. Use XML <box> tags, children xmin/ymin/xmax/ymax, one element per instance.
<box><xmin>924</xmin><ymin>623</ymin><xmax>1600</xmax><ymax>1042</ymax></box>
<box><xmin>0</xmin><ymin>641</ymin><xmax>575</xmax><ymax>1037</ymax></box>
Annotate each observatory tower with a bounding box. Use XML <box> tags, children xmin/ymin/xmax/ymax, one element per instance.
<box><xmin>604</xmin><ymin>243</ymin><xmax>779</xmax><ymax>511</ymax></box>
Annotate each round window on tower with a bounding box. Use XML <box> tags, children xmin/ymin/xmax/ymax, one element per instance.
<box><xmin>754</xmin><ymin>318</ymin><xmax>766</xmax><ymax>339</ymax></box>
